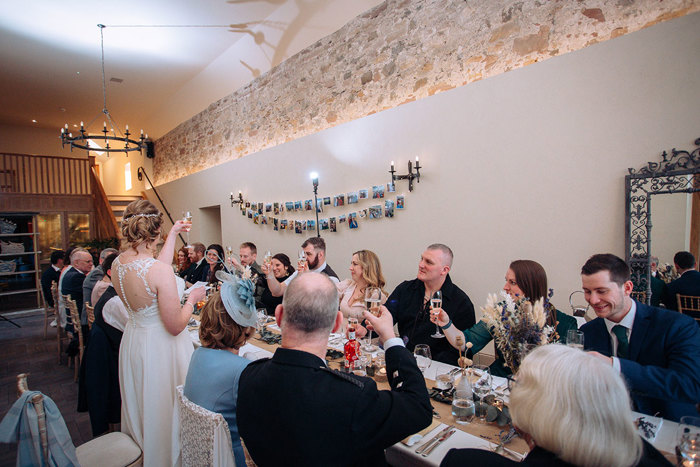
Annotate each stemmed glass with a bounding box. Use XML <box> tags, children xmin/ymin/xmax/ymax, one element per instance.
<box><xmin>297</xmin><ymin>250</ymin><xmax>306</xmax><ymax>271</ymax></box>
<box><xmin>264</xmin><ymin>250</ymin><xmax>272</xmax><ymax>268</ymax></box>
<box><xmin>256</xmin><ymin>309</ymin><xmax>268</xmax><ymax>333</ymax></box>
<box><xmin>430</xmin><ymin>290</ymin><xmax>445</xmax><ymax>338</ymax></box>
<box><xmin>362</xmin><ymin>287</ymin><xmax>381</xmax><ymax>352</ymax></box>
<box><xmin>413</xmin><ymin>344</ymin><xmax>432</xmax><ymax>374</ymax></box>
<box><xmin>471</xmin><ymin>364</ymin><xmax>492</xmax><ymax>423</ymax></box>
<box><xmin>182</xmin><ymin>211</ymin><xmax>192</xmax><ymax>246</ymax></box>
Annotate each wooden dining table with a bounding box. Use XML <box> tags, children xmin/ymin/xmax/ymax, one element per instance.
<box><xmin>187</xmin><ymin>320</ymin><xmax>678</xmax><ymax>466</ymax></box>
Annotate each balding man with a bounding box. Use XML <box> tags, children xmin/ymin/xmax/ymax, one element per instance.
<box><xmin>386</xmin><ymin>244</ymin><xmax>475</xmax><ymax>366</ymax></box>
<box><xmin>61</xmin><ymin>248</ymin><xmax>93</xmax><ymax>333</ymax></box>
<box><xmin>83</xmin><ymin>247</ymin><xmax>118</xmax><ymax>308</ymax></box>
<box><xmin>237</xmin><ymin>273</ymin><xmax>432</xmax><ymax>466</ymax></box>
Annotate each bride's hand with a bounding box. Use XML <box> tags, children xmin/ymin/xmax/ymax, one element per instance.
<box><xmin>187</xmin><ymin>286</ymin><xmax>206</xmax><ymax>306</ymax></box>
<box><xmin>171</xmin><ymin>219</ymin><xmax>190</xmax><ymax>235</ymax></box>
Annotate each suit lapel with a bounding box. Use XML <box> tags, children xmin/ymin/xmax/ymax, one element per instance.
<box><xmin>629</xmin><ymin>303</ymin><xmax>651</xmax><ymax>361</ymax></box>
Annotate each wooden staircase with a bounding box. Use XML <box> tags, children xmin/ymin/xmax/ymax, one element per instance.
<box><xmin>108</xmin><ymin>195</ymin><xmax>144</xmax><ymax>225</ymax></box>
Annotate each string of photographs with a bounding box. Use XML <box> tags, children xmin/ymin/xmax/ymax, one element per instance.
<box><xmin>239</xmin><ymin>183</ymin><xmax>407</xmax><ymax>233</ymax></box>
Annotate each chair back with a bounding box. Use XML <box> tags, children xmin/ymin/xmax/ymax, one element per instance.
<box><xmin>64</xmin><ymin>295</ymin><xmax>84</xmax><ymax>360</ymax></box>
<box><xmin>85</xmin><ymin>302</ymin><xmax>95</xmax><ymax>330</ymax></box>
<box><xmin>677</xmin><ymin>294</ymin><xmax>700</xmax><ymax>323</ymax></box>
<box><xmin>176</xmin><ymin>385</ymin><xmax>235</xmax><ymax>467</ymax></box>
<box><xmin>17</xmin><ymin>373</ymin><xmax>49</xmax><ymax>462</ymax></box>
<box><xmin>50</xmin><ymin>282</ymin><xmax>59</xmax><ymax>317</ymax></box>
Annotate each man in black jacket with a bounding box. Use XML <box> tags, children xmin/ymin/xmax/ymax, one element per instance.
<box><xmin>237</xmin><ymin>273</ymin><xmax>432</xmax><ymax>466</ymax></box>
<box><xmin>662</xmin><ymin>251</ymin><xmax>700</xmax><ymax>315</ymax></box>
<box><xmin>41</xmin><ymin>250</ymin><xmax>65</xmax><ymax>308</ymax></box>
<box><xmin>386</xmin><ymin>244</ymin><xmax>475</xmax><ymax>365</ymax></box>
<box><xmin>61</xmin><ymin>248</ymin><xmax>93</xmax><ymax>333</ymax></box>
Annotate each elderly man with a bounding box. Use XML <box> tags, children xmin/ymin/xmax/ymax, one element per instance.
<box><xmin>82</xmin><ymin>247</ymin><xmax>118</xmax><ymax>308</ymax></box>
<box><xmin>580</xmin><ymin>253</ymin><xmax>700</xmax><ymax>421</ymax></box>
<box><xmin>386</xmin><ymin>244</ymin><xmax>475</xmax><ymax>366</ymax></box>
<box><xmin>61</xmin><ymin>248</ymin><xmax>93</xmax><ymax>333</ymax></box>
<box><xmin>662</xmin><ymin>251</ymin><xmax>700</xmax><ymax>313</ymax></box>
<box><xmin>237</xmin><ymin>273</ymin><xmax>432</xmax><ymax>466</ymax></box>
<box><xmin>185</xmin><ymin>242</ymin><xmax>207</xmax><ymax>286</ymax></box>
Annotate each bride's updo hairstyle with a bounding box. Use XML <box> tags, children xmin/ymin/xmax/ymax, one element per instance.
<box><xmin>121</xmin><ymin>200</ymin><xmax>164</xmax><ymax>250</ymax></box>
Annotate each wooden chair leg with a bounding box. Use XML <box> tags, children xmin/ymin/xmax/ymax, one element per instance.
<box><xmin>43</xmin><ymin>309</ymin><xmax>48</xmax><ymax>339</ymax></box>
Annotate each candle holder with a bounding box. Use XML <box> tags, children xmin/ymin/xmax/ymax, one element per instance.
<box><xmin>389</xmin><ymin>157</ymin><xmax>421</xmax><ymax>192</ymax></box>
<box><xmin>310</xmin><ymin>172</ymin><xmax>320</xmax><ymax>237</ymax></box>
<box><xmin>230</xmin><ymin>191</ymin><xmax>244</xmax><ymax>207</ymax></box>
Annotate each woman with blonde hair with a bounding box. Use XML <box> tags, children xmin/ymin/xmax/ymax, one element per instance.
<box><xmin>183</xmin><ymin>271</ymin><xmax>257</xmax><ymax>466</ymax></box>
<box><xmin>337</xmin><ymin>250</ymin><xmax>388</xmax><ymax>321</ymax></box>
<box><xmin>112</xmin><ymin>200</ymin><xmax>205</xmax><ymax>466</ymax></box>
<box><xmin>441</xmin><ymin>344</ymin><xmax>670</xmax><ymax>466</ymax></box>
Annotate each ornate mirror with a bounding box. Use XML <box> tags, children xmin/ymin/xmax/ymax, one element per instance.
<box><xmin>625</xmin><ymin>137</ymin><xmax>700</xmax><ymax>304</ymax></box>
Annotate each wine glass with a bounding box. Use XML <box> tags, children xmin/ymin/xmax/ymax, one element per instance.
<box><xmin>471</xmin><ymin>364</ymin><xmax>492</xmax><ymax>422</ymax></box>
<box><xmin>182</xmin><ymin>211</ymin><xmax>192</xmax><ymax>246</ymax></box>
<box><xmin>256</xmin><ymin>309</ymin><xmax>268</xmax><ymax>333</ymax></box>
<box><xmin>677</xmin><ymin>416</ymin><xmax>700</xmax><ymax>466</ymax></box>
<box><xmin>362</xmin><ymin>287</ymin><xmax>381</xmax><ymax>352</ymax></box>
<box><xmin>566</xmin><ymin>329</ymin><xmax>584</xmax><ymax>350</ymax></box>
<box><xmin>413</xmin><ymin>344</ymin><xmax>432</xmax><ymax>374</ymax></box>
<box><xmin>430</xmin><ymin>290</ymin><xmax>445</xmax><ymax>338</ymax></box>
<box><xmin>297</xmin><ymin>250</ymin><xmax>306</xmax><ymax>270</ymax></box>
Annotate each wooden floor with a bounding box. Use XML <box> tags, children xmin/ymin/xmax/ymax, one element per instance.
<box><xmin>0</xmin><ymin>313</ymin><xmax>92</xmax><ymax>466</ymax></box>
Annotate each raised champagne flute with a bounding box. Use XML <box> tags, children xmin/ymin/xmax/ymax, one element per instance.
<box><xmin>182</xmin><ymin>211</ymin><xmax>192</xmax><ymax>246</ymax></box>
<box><xmin>264</xmin><ymin>250</ymin><xmax>272</xmax><ymax>268</ymax></box>
<box><xmin>297</xmin><ymin>250</ymin><xmax>306</xmax><ymax>270</ymax></box>
<box><xmin>430</xmin><ymin>290</ymin><xmax>445</xmax><ymax>338</ymax></box>
<box><xmin>362</xmin><ymin>287</ymin><xmax>381</xmax><ymax>352</ymax></box>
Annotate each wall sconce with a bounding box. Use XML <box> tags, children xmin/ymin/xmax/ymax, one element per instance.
<box><xmin>389</xmin><ymin>157</ymin><xmax>421</xmax><ymax>191</ymax></box>
<box><xmin>310</xmin><ymin>172</ymin><xmax>320</xmax><ymax>238</ymax></box>
<box><xmin>230</xmin><ymin>191</ymin><xmax>243</xmax><ymax>207</ymax></box>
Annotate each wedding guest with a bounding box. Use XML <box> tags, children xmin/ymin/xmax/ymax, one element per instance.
<box><xmin>83</xmin><ymin>247</ymin><xmax>118</xmax><ymax>307</ymax></box>
<box><xmin>185</xmin><ymin>242</ymin><xmax>207</xmax><ymax>286</ymax></box>
<box><xmin>649</xmin><ymin>256</ymin><xmax>666</xmax><ymax>308</ymax></box>
<box><xmin>183</xmin><ymin>275</ymin><xmax>256</xmax><ymax>467</ymax></box>
<box><xmin>113</xmin><ymin>200</ymin><xmax>206</xmax><ymax>465</ymax></box>
<box><xmin>61</xmin><ymin>248</ymin><xmax>93</xmax><ymax>333</ymax></box>
<box><xmin>662</xmin><ymin>251</ymin><xmax>700</xmax><ymax>313</ymax></box>
<box><xmin>260</xmin><ymin>253</ymin><xmax>295</xmax><ymax>314</ymax></box>
<box><xmin>176</xmin><ymin>246</ymin><xmax>192</xmax><ymax>279</ymax></box>
<box><xmin>336</xmin><ymin>250</ymin><xmax>388</xmax><ymax>321</ymax></box>
<box><xmin>237</xmin><ymin>273</ymin><xmax>432</xmax><ymax>465</ymax></box>
<box><xmin>228</xmin><ymin>242</ymin><xmax>262</xmax><ymax>276</ymax></box>
<box><xmin>441</xmin><ymin>345</ymin><xmax>671</xmax><ymax>467</ymax></box>
<box><xmin>385</xmin><ymin>244</ymin><xmax>475</xmax><ymax>366</ymax></box>
<box><xmin>432</xmin><ymin>260</ymin><xmax>577</xmax><ymax>376</ymax></box>
<box><xmin>580</xmin><ymin>253</ymin><xmax>700</xmax><ymax>421</ymax></box>
<box><xmin>203</xmin><ymin>243</ymin><xmax>225</xmax><ymax>284</ymax></box>
<box><xmin>90</xmin><ymin>253</ymin><xmax>118</xmax><ymax>306</ymax></box>
<box><xmin>56</xmin><ymin>246</ymin><xmax>75</xmax><ymax>329</ymax></box>
<box><xmin>41</xmin><ymin>249</ymin><xmax>65</xmax><ymax>325</ymax></box>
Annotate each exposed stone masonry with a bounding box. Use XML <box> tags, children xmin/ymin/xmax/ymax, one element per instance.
<box><xmin>153</xmin><ymin>0</ymin><xmax>699</xmax><ymax>185</ymax></box>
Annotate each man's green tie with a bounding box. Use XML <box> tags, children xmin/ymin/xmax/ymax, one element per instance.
<box><xmin>612</xmin><ymin>325</ymin><xmax>629</xmax><ymax>359</ymax></box>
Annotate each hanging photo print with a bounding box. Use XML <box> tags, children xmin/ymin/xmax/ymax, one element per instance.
<box><xmin>323</xmin><ymin>196</ymin><xmax>331</xmax><ymax>205</ymax></box>
<box><xmin>339</xmin><ymin>214</ymin><xmax>347</xmax><ymax>223</ymax></box>
<box><xmin>369</xmin><ymin>205</ymin><xmax>383</xmax><ymax>219</ymax></box>
<box><xmin>294</xmin><ymin>201</ymin><xmax>302</xmax><ymax>211</ymax></box>
<box><xmin>273</xmin><ymin>218</ymin><xmax>279</xmax><ymax>231</ymax></box>
<box><xmin>372</xmin><ymin>185</ymin><xmax>385</xmax><ymax>199</ymax></box>
<box><xmin>320</xmin><ymin>219</ymin><xmax>329</xmax><ymax>230</ymax></box>
<box><xmin>294</xmin><ymin>221</ymin><xmax>302</xmax><ymax>234</ymax></box>
<box><xmin>385</xmin><ymin>200</ymin><xmax>394</xmax><ymax>218</ymax></box>
<box><xmin>396</xmin><ymin>195</ymin><xmax>405</xmax><ymax>209</ymax></box>
<box><xmin>347</xmin><ymin>191</ymin><xmax>359</xmax><ymax>204</ymax></box>
<box><xmin>330</xmin><ymin>217</ymin><xmax>337</xmax><ymax>232</ymax></box>
<box><xmin>386</xmin><ymin>183</ymin><xmax>396</xmax><ymax>193</ymax></box>
<box><xmin>304</xmin><ymin>199</ymin><xmax>313</xmax><ymax>211</ymax></box>
<box><xmin>334</xmin><ymin>194</ymin><xmax>345</xmax><ymax>207</ymax></box>
<box><xmin>274</xmin><ymin>202</ymin><xmax>280</xmax><ymax>215</ymax></box>
<box><xmin>265</xmin><ymin>203</ymin><xmax>272</xmax><ymax>212</ymax></box>
<box><xmin>349</xmin><ymin>213</ymin><xmax>358</xmax><ymax>229</ymax></box>
<box><xmin>359</xmin><ymin>209</ymin><xmax>368</xmax><ymax>218</ymax></box>
<box><xmin>286</xmin><ymin>201</ymin><xmax>294</xmax><ymax>211</ymax></box>
<box><xmin>359</xmin><ymin>189</ymin><xmax>369</xmax><ymax>200</ymax></box>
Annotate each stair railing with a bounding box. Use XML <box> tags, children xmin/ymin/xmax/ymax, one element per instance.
<box><xmin>136</xmin><ymin>167</ymin><xmax>186</xmax><ymax>246</ymax></box>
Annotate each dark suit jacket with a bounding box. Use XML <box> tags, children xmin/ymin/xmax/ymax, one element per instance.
<box><xmin>61</xmin><ymin>267</ymin><xmax>86</xmax><ymax>331</ymax></box>
<box><xmin>185</xmin><ymin>259</ymin><xmax>207</xmax><ymax>284</ymax></box>
<box><xmin>440</xmin><ymin>440</ymin><xmax>671</xmax><ymax>467</ymax></box>
<box><xmin>581</xmin><ymin>302</ymin><xmax>700</xmax><ymax>421</ymax></box>
<box><xmin>40</xmin><ymin>265</ymin><xmax>60</xmax><ymax>307</ymax></box>
<box><xmin>650</xmin><ymin>274</ymin><xmax>666</xmax><ymax>308</ymax></box>
<box><xmin>237</xmin><ymin>345</ymin><xmax>432</xmax><ymax>466</ymax></box>
<box><xmin>386</xmin><ymin>275</ymin><xmax>476</xmax><ymax>365</ymax></box>
<box><xmin>662</xmin><ymin>269</ymin><xmax>700</xmax><ymax>312</ymax></box>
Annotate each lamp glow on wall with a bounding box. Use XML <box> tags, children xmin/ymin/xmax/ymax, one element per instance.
<box><xmin>125</xmin><ymin>162</ymin><xmax>132</xmax><ymax>191</ymax></box>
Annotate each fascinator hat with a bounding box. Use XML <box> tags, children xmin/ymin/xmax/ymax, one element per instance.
<box><xmin>215</xmin><ymin>270</ymin><xmax>258</xmax><ymax>327</ymax></box>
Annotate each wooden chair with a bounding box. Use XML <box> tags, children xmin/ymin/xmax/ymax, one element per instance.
<box><xmin>51</xmin><ymin>282</ymin><xmax>71</xmax><ymax>365</ymax></box>
<box><xmin>39</xmin><ymin>285</ymin><xmax>55</xmax><ymax>339</ymax></box>
<box><xmin>85</xmin><ymin>302</ymin><xmax>95</xmax><ymax>330</ymax></box>
<box><xmin>64</xmin><ymin>295</ymin><xmax>83</xmax><ymax>382</ymax></box>
<box><xmin>16</xmin><ymin>373</ymin><xmax>143</xmax><ymax>467</ymax></box>
<box><xmin>677</xmin><ymin>294</ymin><xmax>700</xmax><ymax>323</ymax></box>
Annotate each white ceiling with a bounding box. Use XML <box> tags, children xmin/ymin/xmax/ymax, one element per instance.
<box><xmin>0</xmin><ymin>0</ymin><xmax>382</xmax><ymax>140</ymax></box>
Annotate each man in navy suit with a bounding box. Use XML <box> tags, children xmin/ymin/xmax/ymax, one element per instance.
<box><xmin>61</xmin><ymin>248</ymin><xmax>93</xmax><ymax>333</ymax></box>
<box><xmin>580</xmin><ymin>253</ymin><xmax>700</xmax><ymax>421</ymax></box>
<box><xmin>662</xmin><ymin>251</ymin><xmax>700</xmax><ymax>315</ymax></box>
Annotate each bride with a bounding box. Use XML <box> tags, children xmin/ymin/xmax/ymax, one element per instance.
<box><xmin>113</xmin><ymin>200</ymin><xmax>205</xmax><ymax>466</ymax></box>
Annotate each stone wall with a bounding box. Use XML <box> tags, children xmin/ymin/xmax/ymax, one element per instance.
<box><xmin>153</xmin><ymin>0</ymin><xmax>699</xmax><ymax>185</ymax></box>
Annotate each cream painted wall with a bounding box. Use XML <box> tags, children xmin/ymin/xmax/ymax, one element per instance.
<box><xmin>151</xmin><ymin>13</ymin><xmax>700</xmax><ymax>319</ymax></box>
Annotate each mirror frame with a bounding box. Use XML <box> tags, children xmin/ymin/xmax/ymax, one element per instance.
<box><xmin>625</xmin><ymin>137</ymin><xmax>700</xmax><ymax>304</ymax></box>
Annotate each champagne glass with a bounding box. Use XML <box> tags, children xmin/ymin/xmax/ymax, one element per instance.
<box><xmin>362</xmin><ymin>287</ymin><xmax>381</xmax><ymax>352</ymax></box>
<box><xmin>297</xmin><ymin>250</ymin><xmax>306</xmax><ymax>270</ymax></box>
<box><xmin>677</xmin><ymin>416</ymin><xmax>700</xmax><ymax>466</ymax></box>
<box><xmin>566</xmin><ymin>329</ymin><xmax>584</xmax><ymax>350</ymax></box>
<box><xmin>413</xmin><ymin>344</ymin><xmax>432</xmax><ymax>374</ymax></box>
<box><xmin>264</xmin><ymin>250</ymin><xmax>272</xmax><ymax>267</ymax></box>
<box><xmin>471</xmin><ymin>364</ymin><xmax>492</xmax><ymax>422</ymax></box>
<box><xmin>182</xmin><ymin>211</ymin><xmax>192</xmax><ymax>246</ymax></box>
<box><xmin>430</xmin><ymin>290</ymin><xmax>445</xmax><ymax>338</ymax></box>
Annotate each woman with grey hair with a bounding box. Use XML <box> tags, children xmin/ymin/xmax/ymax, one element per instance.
<box><xmin>441</xmin><ymin>344</ymin><xmax>671</xmax><ymax>467</ymax></box>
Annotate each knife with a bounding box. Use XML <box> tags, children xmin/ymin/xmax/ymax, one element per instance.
<box><xmin>414</xmin><ymin>425</ymin><xmax>452</xmax><ymax>454</ymax></box>
<box><xmin>421</xmin><ymin>428</ymin><xmax>456</xmax><ymax>457</ymax></box>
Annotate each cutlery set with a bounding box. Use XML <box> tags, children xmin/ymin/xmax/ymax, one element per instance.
<box><xmin>415</xmin><ymin>425</ymin><xmax>457</xmax><ymax>457</ymax></box>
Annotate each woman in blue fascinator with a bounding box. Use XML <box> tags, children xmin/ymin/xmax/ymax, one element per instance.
<box><xmin>183</xmin><ymin>270</ymin><xmax>258</xmax><ymax>466</ymax></box>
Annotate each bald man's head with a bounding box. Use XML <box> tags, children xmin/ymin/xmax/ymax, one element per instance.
<box><xmin>281</xmin><ymin>273</ymin><xmax>339</xmax><ymax>334</ymax></box>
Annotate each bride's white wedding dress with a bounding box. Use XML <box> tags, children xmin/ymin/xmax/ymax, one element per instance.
<box><xmin>114</xmin><ymin>256</ymin><xmax>193</xmax><ymax>467</ymax></box>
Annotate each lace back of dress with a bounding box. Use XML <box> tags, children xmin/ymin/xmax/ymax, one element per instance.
<box><xmin>114</xmin><ymin>257</ymin><xmax>158</xmax><ymax>314</ymax></box>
